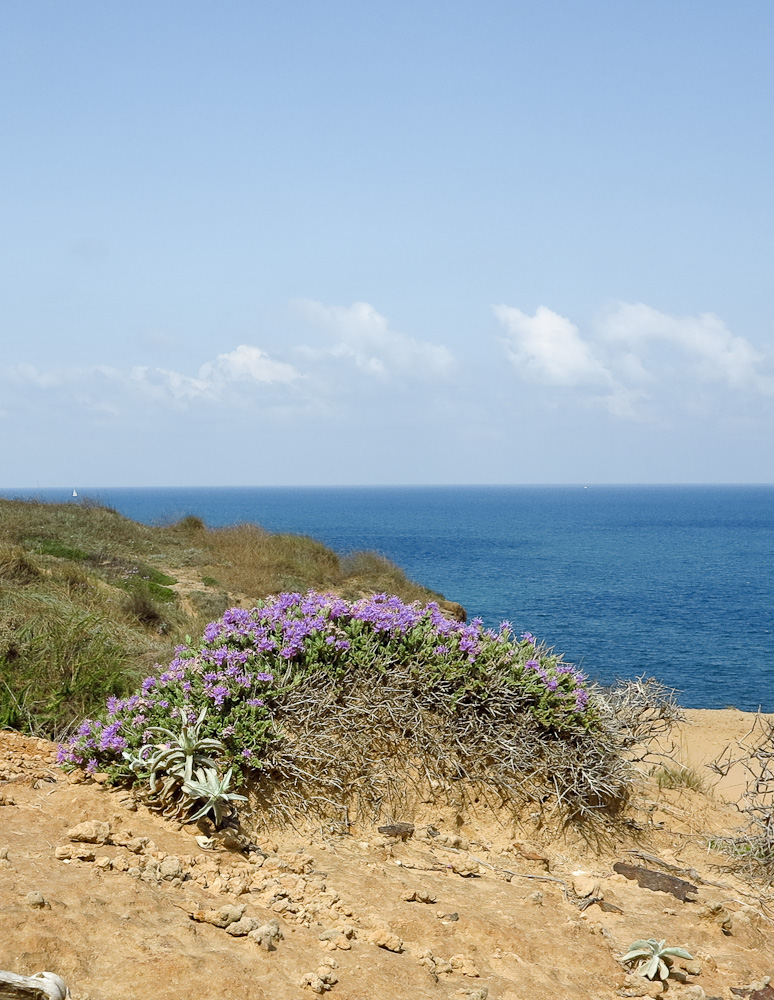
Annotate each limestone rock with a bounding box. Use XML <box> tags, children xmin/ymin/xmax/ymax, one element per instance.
<box><xmin>621</xmin><ymin>972</ymin><xmax>665</xmax><ymax>997</ymax></box>
<box><xmin>225</xmin><ymin>916</ymin><xmax>261</xmax><ymax>937</ymax></box>
<box><xmin>249</xmin><ymin>919</ymin><xmax>283</xmax><ymax>951</ymax></box>
<box><xmin>66</xmin><ymin>820</ymin><xmax>110</xmax><ymax>845</ymax></box>
<box><xmin>572</xmin><ymin>874</ymin><xmax>601</xmax><ymax>899</ymax></box>
<box><xmin>55</xmin><ymin>845</ymin><xmax>96</xmax><ymax>862</ymax></box>
<box><xmin>25</xmin><ymin>891</ymin><xmax>50</xmax><ymax>909</ymax></box>
<box><xmin>450</xmin><ymin>954</ymin><xmax>480</xmax><ymax>978</ymax></box>
<box><xmin>158</xmin><ymin>856</ymin><xmax>183</xmax><ymax>880</ymax></box>
<box><xmin>192</xmin><ymin>904</ymin><xmax>246</xmax><ymax>928</ymax></box>
<box><xmin>300</xmin><ymin>959</ymin><xmax>338</xmax><ymax>994</ymax></box>
<box><xmin>449</xmin><ymin>857</ymin><xmax>480</xmax><ymax>877</ymax></box>
<box><xmin>367</xmin><ymin>927</ymin><xmax>403</xmax><ymax>952</ymax></box>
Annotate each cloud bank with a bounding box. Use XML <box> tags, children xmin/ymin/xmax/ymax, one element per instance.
<box><xmin>495</xmin><ymin>301</ymin><xmax>774</xmax><ymax>418</ymax></box>
<box><xmin>298</xmin><ymin>300</ymin><xmax>454</xmax><ymax>378</ymax></box>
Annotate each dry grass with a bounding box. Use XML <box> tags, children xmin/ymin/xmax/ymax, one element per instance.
<box><xmin>710</xmin><ymin>713</ymin><xmax>774</xmax><ymax>880</ymax></box>
<box><xmin>654</xmin><ymin>763</ymin><xmax>710</xmax><ymax>793</ymax></box>
<box><xmin>0</xmin><ymin>498</ymin><xmax>452</xmax><ymax>738</ymax></box>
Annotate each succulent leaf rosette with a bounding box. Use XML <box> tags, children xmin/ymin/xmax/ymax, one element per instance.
<box><xmin>620</xmin><ymin>939</ymin><xmax>694</xmax><ymax>981</ymax></box>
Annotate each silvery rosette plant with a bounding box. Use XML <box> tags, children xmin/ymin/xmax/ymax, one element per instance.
<box><xmin>621</xmin><ymin>939</ymin><xmax>694</xmax><ymax>981</ymax></box>
<box><xmin>182</xmin><ymin>766</ymin><xmax>248</xmax><ymax>825</ymax></box>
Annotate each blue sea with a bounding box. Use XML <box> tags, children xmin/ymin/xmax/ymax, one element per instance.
<box><xmin>3</xmin><ymin>485</ymin><xmax>773</xmax><ymax>712</ymax></box>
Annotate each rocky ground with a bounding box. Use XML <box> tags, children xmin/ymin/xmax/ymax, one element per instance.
<box><xmin>1</xmin><ymin>712</ymin><xmax>773</xmax><ymax>1000</ymax></box>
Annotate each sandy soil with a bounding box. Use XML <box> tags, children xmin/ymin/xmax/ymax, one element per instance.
<box><xmin>1</xmin><ymin>712</ymin><xmax>773</xmax><ymax>1000</ymax></box>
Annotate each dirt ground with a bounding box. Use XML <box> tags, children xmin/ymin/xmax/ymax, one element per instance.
<box><xmin>1</xmin><ymin>710</ymin><xmax>773</xmax><ymax>1000</ymax></box>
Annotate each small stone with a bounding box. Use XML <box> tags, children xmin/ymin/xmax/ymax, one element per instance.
<box><xmin>528</xmin><ymin>891</ymin><xmax>543</xmax><ymax>905</ymax></box>
<box><xmin>225</xmin><ymin>916</ymin><xmax>261</xmax><ymax>936</ymax></box>
<box><xmin>159</xmin><ymin>856</ymin><xmax>183</xmax><ymax>880</ymax></box>
<box><xmin>299</xmin><ymin>972</ymin><xmax>328</xmax><ymax>994</ymax></box>
<box><xmin>458</xmin><ymin>988</ymin><xmax>488</xmax><ymax>1000</ymax></box>
<box><xmin>572</xmin><ymin>875</ymin><xmax>600</xmax><ymax>899</ymax></box>
<box><xmin>95</xmin><ymin>856</ymin><xmax>112</xmax><ymax>869</ymax></box>
<box><xmin>622</xmin><ymin>972</ymin><xmax>664</xmax><ymax>997</ymax></box>
<box><xmin>367</xmin><ymin>927</ymin><xmax>403</xmax><ymax>952</ymax></box>
<box><xmin>450</xmin><ymin>954</ymin><xmax>480</xmax><ymax>978</ymax></box>
<box><xmin>402</xmin><ymin>890</ymin><xmax>437</xmax><ymax>903</ymax></box>
<box><xmin>66</xmin><ymin>819</ymin><xmax>111</xmax><ymax>844</ymax></box>
<box><xmin>25</xmin><ymin>891</ymin><xmax>50</xmax><ymax>909</ymax></box>
<box><xmin>449</xmin><ymin>857</ymin><xmax>480</xmax><ymax>877</ymax></box>
<box><xmin>680</xmin><ymin>987</ymin><xmax>706</xmax><ymax>1000</ymax></box>
<box><xmin>281</xmin><ymin>852</ymin><xmax>314</xmax><ymax>874</ymax></box>
<box><xmin>55</xmin><ymin>844</ymin><xmax>96</xmax><ymax>861</ymax></box>
<box><xmin>248</xmin><ymin>919</ymin><xmax>283</xmax><ymax>951</ymax></box>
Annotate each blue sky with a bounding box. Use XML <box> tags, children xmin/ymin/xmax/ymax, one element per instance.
<box><xmin>2</xmin><ymin>1</ymin><xmax>773</xmax><ymax>485</ymax></box>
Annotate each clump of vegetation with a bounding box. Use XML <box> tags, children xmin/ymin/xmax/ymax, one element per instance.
<box><xmin>58</xmin><ymin>591</ymin><xmax>670</xmax><ymax>824</ymax></box>
<box><xmin>710</xmin><ymin>714</ymin><xmax>774</xmax><ymax>880</ymax></box>
<box><xmin>0</xmin><ymin>589</ymin><xmax>147</xmax><ymax>735</ymax></box>
<box><xmin>655</xmin><ymin>763</ymin><xmax>709</xmax><ymax>793</ymax></box>
<box><xmin>0</xmin><ymin>497</ymin><xmax>450</xmax><ymax>738</ymax></box>
<box><xmin>620</xmin><ymin>938</ymin><xmax>693</xmax><ymax>981</ymax></box>
<box><xmin>0</xmin><ymin>544</ymin><xmax>42</xmax><ymax>584</ymax></box>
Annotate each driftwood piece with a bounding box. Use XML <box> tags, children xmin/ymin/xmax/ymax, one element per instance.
<box><xmin>612</xmin><ymin>861</ymin><xmax>698</xmax><ymax>902</ymax></box>
<box><xmin>0</xmin><ymin>971</ymin><xmax>70</xmax><ymax>1000</ymax></box>
<box><xmin>377</xmin><ymin>822</ymin><xmax>414</xmax><ymax>841</ymax></box>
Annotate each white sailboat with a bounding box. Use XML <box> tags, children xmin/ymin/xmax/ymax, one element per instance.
<box><xmin>72</xmin><ymin>490</ymin><xmax>78</xmax><ymax>497</ymax></box>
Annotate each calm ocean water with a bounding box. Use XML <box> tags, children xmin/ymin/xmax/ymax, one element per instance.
<box><xmin>4</xmin><ymin>485</ymin><xmax>773</xmax><ymax>711</ymax></box>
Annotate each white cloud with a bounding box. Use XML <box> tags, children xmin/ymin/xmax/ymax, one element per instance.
<box><xmin>7</xmin><ymin>363</ymin><xmax>120</xmax><ymax>388</ymax></box>
<box><xmin>495</xmin><ymin>301</ymin><xmax>774</xmax><ymax>419</ymax></box>
<box><xmin>299</xmin><ymin>300</ymin><xmax>454</xmax><ymax>378</ymax></box>
<box><xmin>494</xmin><ymin>305</ymin><xmax>611</xmax><ymax>387</ymax></box>
<box><xmin>4</xmin><ymin>346</ymin><xmax>300</xmax><ymax>409</ymax></box>
<box><xmin>599</xmin><ymin>302</ymin><xmax>774</xmax><ymax>393</ymax></box>
<box><xmin>201</xmin><ymin>345</ymin><xmax>299</xmax><ymax>386</ymax></box>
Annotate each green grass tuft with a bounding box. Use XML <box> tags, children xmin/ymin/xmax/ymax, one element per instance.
<box><xmin>0</xmin><ymin>497</ymin><xmax>452</xmax><ymax>739</ymax></box>
<box><xmin>655</xmin><ymin>763</ymin><xmax>709</xmax><ymax>793</ymax></box>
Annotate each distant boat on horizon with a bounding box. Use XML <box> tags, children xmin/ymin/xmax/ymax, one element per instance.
<box><xmin>72</xmin><ymin>490</ymin><xmax>78</xmax><ymax>497</ymax></box>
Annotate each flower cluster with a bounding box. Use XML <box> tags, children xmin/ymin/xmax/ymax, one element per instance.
<box><xmin>59</xmin><ymin>591</ymin><xmax>594</xmax><ymax>781</ymax></box>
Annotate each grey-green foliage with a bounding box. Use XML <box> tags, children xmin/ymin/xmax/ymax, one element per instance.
<box><xmin>144</xmin><ymin>706</ymin><xmax>226</xmax><ymax>785</ymax></box>
<box><xmin>620</xmin><ymin>939</ymin><xmax>693</xmax><ymax>981</ymax></box>
<box><xmin>182</xmin><ymin>766</ymin><xmax>248</xmax><ymax>825</ymax></box>
<box><xmin>125</xmin><ymin>707</ymin><xmax>245</xmax><ymax>827</ymax></box>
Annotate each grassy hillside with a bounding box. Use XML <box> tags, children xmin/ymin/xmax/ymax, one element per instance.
<box><xmin>0</xmin><ymin>497</ymin><xmax>458</xmax><ymax>738</ymax></box>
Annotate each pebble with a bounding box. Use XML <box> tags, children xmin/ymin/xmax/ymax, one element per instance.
<box><xmin>66</xmin><ymin>819</ymin><xmax>111</xmax><ymax>845</ymax></box>
<box><xmin>55</xmin><ymin>845</ymin><xmax>96</xmax><ymax>862</ymax></box>
<box><xmin>367</xmin><ymin>927</ymin><xmax>403</xmax><ymax>952</ymax></box>
<box><xmin>25</xmin><ymin>891</ymin><xmax>50</xmax><ymax>909</ymax></box>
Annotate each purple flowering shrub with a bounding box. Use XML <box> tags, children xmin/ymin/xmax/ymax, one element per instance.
<box><xmin>58</xmin><ymin>590</ymin><xmax>595</xmax><ymax>786</ymax></box>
